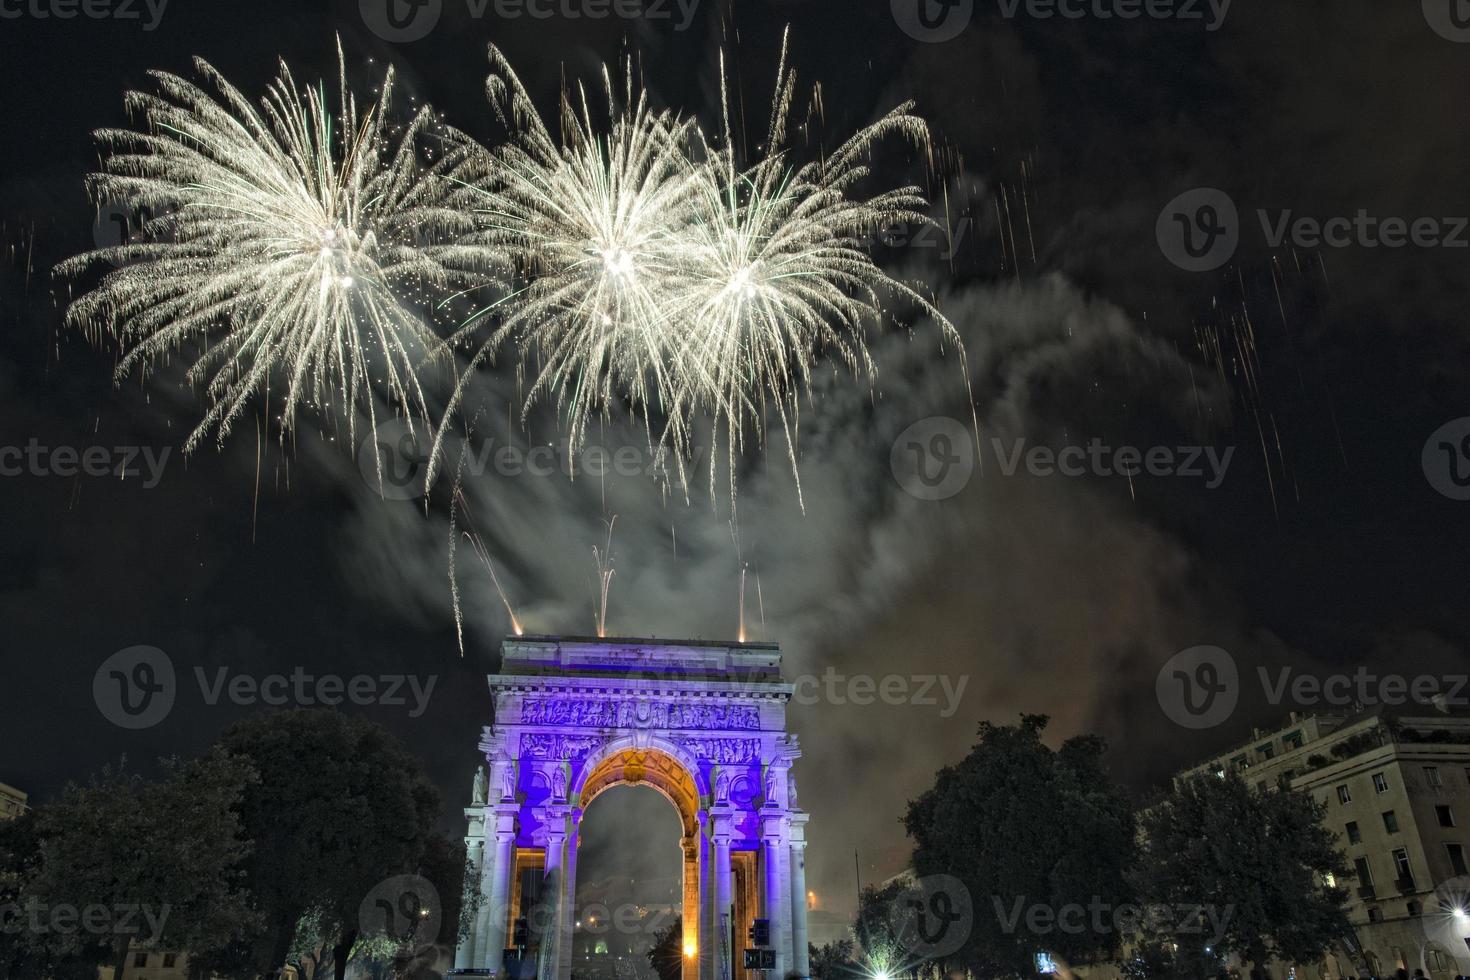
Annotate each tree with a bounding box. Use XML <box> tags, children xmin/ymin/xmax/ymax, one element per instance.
<box><xmin>0</xmin><ymin>753</ymin><xmax>257</xmax><ymax>980</ymax></box>
<box><xmin>212</xmin><ymin>709</ymin><xmax>442</xmax><ymax>980</ymax></box>
<box><xmin>809</xmin><ymin>938</ymin><xmax>857</xmax><ymax>980</ymax></box>
<box><xmin>646</xmin><ymin>914</ymin><xmax>683</xmax><ymax>980</ymax></box>
<box><xmin>1131</xmin><ymin>771</ymin><xmax>1351</xmax><ymax>976</ymax></box>
<box><xmin>902</xmin><ymin>715</ymin><xmax>1137</xmax><ymax>978</ymax></box>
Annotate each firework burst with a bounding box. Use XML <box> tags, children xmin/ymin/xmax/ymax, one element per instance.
<box><xmin>436</xmin><ymin>34</ymin><xmax>970</xmax><ymax>506</ymax></box>
<box><xmin>59</xmin><ymin>41</ymin><xmax>479</xmax><ymax>462</ymax></box>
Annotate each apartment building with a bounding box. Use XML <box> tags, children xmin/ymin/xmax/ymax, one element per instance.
<box><xmin>0</xmin><ymin>782</ymin><xmax>27</xmax><ymax>820</ymax></box>
<box><xmin>1178</xmin><ymin>708</ymin><xmax>1470</xmax><ymax>979</ymax></box>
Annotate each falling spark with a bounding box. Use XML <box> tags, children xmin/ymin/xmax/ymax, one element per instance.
<box><xmin>450</xmin><ymin>455</ymin><xmax>523</xmax><ymax>653</ymax></box>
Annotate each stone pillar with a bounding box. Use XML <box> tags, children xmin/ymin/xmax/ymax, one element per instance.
<box><xmin>682</xmin><ymin>835</ymin><xmax>700</xmax><ymax>980</ymax></box>
<box><xmin>711</xmin><ymin>812</ymin><xmax>735</xmax><ymax>980</ymax></box>
<box><xmin>557</xmin><ymin>813</ymin><xmax>580</xmax><ymax>980</ymax></box>
<box><xmin>761</xmin><ymin>828</ymin><xmax>789</xmax><ymax>979</ymax></box>
<box><xmin>484</xmin><ymin>830</ymin><xmax>515</xmax><ymax>971</ymax></box>
<box><xmin>698</xmin><ymin>812</ymin><xmax>716</xmax><ymax>980</ymax></box>
<box><xmin>538</xmin><ymin>823</ymin><xmax>567</xmax><ymax>980</ymax></box>
<box><xmin>455</xmin><ymin>837</ymin><xmax>485</xmax><ymax>969</ymax></box>
<box><xmin>789</xmin><ymin>840</ymin><xmax>809</xmax><ymax>979</ymax></box>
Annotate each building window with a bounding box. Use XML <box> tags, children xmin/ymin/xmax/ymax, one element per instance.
<box><xmin>1373</xmin><ymin>772</ymin><xmax>1389</xmax><ymax>793</ymax></box>
<box><xmin>1283</xmin><ymin>730</ymin><xmax>1304</xmax><ymax>750</ymax></box>
<box><xmin>1438</xmin><ymin>804</ymin><xmax>1455</xmax><ymax>827</ymax></box>
<box><xmin>1392</xmin><ymin>848</ymin><xmax>1412</xmax><ymax>882</ymax></box>
<box><xmin>1448</xmin><ymin>843</ymin><xmax>1468</xmax><ymax>876</ymax></box>
<box><xmin>1258</xmin><ymin>743</ymin><xmax>1275</xmax><ymax>760</ymax></box>
<box><xmin>1346</xmin><ymin>821</ymin><xmax>1361</xmax><ymax>844</ymax></box>
<box><xmin>163</xmin><ymin>953</ymin><xmax>178</xmax><ymax>967</ymax></box>
<box><xmin>1256</xmin><ymin>780</ymin><xmax>1267</xmax><ymax>793</ymax></box>
<box><xmin>1433</xmin><ymin>949</ymin><xmax>1450</xmax><ymax>971</ymax></box>
<box><xmin>1425</xmin><ymin>766</ymin><xmax>1443</xmax><ymax>788</ymax></box>
<box><xmin>1408</xmin><ymin>900</ymin><xmax>1421</xmax><ymax>915</ymax></box>
<box><xmin>1368</xmin><ymin>907</ymin><xmax>1383</xmax><ymax>923</ymax></box>
<box><xmin>1337</xmin><ymin>784</ymin><xmax>1352</xmax><ymax>804</ymax></box>
<box><xmin>1230</xmin><ymin>753</ymin><xmax>1249</xmax><ymax>771</ymax></box>
<box><xmin>1383</xmin><ymin>810</ymin><xmax>1399</xmax><ymax>832</ymax></box>
<box><xmin>134</xmin><ymin>953</ymin><xmax>149</xmax><ymax>967</ymax></box>
<box><xmin>1355</xmin><ymin>856</ymin><xmax>1374</xmax><ymax>887</ymax></box>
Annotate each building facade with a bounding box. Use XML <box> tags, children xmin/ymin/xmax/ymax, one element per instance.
<box><xmin>1177</xmin><ymin>709</ymin><xmax>1470</xmax><ymax>978</ymax></box>
<box><xmin>0</xmin><ymin>782</ymin><xmax>27</xmax><ymax>821</ymax></box>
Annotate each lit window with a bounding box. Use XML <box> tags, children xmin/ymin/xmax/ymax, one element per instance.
<box><xmin>1372</xmin><ymin>772</ymin><xmax>1389</xmax><ymax>793</ymax></box>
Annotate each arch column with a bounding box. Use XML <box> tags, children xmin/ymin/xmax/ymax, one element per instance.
<box><xmin>682</xmin><ymin>835</ymin><xmax>700</xmax><ymax>980</ymax></box>
<box><xmin>556</xmin><ymin>811</ymin><xmax>581</xmax><ymax>980</ymax></box>
<box><xmin>709</xmin><ymin>808</ymin><xmax>736</xmax><ymax>980</ymax></box>
<box><xmin>760</xmin><ymin>816</ymin><xmax>790</xmax><ymax>980</ymax></box>
<box><xmin>455</xmin><ymin>837</ymin><xmax>485</xmax><ymax>970</ymax></box>
<box><xmin>537</xmin><ymin>816</ymin><xmax>568</xmax><ymax>980</ymax></box>
<box><xmin>789</xmin><ymin>825</ymin><xmax>809</xmax><ymax>980</ymax></box>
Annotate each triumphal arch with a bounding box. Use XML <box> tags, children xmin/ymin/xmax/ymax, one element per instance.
<box><xmin>453</xmin><ymin>636</ymin><xmax>811</xmax><ymax>980</ymax></box>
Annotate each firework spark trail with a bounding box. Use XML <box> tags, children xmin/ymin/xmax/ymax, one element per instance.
<box><xmin>58</xmin><ymin>41</ymin><xmax>485</xmax><ymax>471</ymax></box>
<box><xmin>592</xmin><ymin>516</ymin><xmax>616</xmax><ymax>638</ymax></box>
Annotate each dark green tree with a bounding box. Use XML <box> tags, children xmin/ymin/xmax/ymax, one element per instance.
<box><xmin>808</xmin><ymin>938</ymin><xmax>857</xmax><ymax>980</ymax></box>
<box><xmin>902</xmin><ymin>715</ymin><xmax>1137</xmax><ymax>978</ymax></box>
<box><xmin>212</xmin><ymin>709</ymin><xmax>442</xmax><ymax>980</ymax></box>
<box><xmin>1131</xmin><ymin>772</ymin><xmax>1350</xmax><ymax>977</ymax></box>
<box><xmin>646</xmin><ymin>914</ymin><xmax>684</xmax><ymax>980</ymax></box>
<box><xmin>0</xmin><ymin>754</ymin><xmax>257</xmax><ymax>980</ymax></box>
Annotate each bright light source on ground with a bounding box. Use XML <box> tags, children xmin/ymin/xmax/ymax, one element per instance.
<box><xmin>683</xmin><ymin>943</ymin><xmax>696</xmax><ymax>958</ymax></box>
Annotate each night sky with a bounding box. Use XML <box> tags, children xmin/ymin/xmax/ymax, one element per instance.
<box><xmin>2</xmin><ymin>0</ymin><xmax>1469</xmax><ymax>926</ymax></box>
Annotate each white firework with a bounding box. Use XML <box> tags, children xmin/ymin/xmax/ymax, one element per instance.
<box><xmin>673</xmin><ymin>38</ymin><xmax>967</xmax><ymax>503</ymax></box>
<box><xmin>429</xmin><ymin>47</ymin><xmax>704</xmax><ymax>487</ymax></box>
<box><xmin>59</xmin><ymin>41</ymin><xmax>480</xmax><ymax>460</ymax></box>
<box><xmin>437</xmin><ymin>34</ymin><xmax>970</xmax><ymax>505</ymax></box>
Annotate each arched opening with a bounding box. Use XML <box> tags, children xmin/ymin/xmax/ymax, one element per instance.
<box><xmin>572</xmin><ymin>746</ymin><xmax>708</xmax><ymax>980</ymax></box>
<box><xmin>572</xmin><ymin>785</ymin><xmax>683</xmax><ymax>980</ymax></box>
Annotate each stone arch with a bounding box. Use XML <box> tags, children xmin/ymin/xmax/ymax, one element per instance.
<box><xmin>573</xmin><ymin>736</ymin><xmax>707</xmax><ymax>836</ymax></box>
